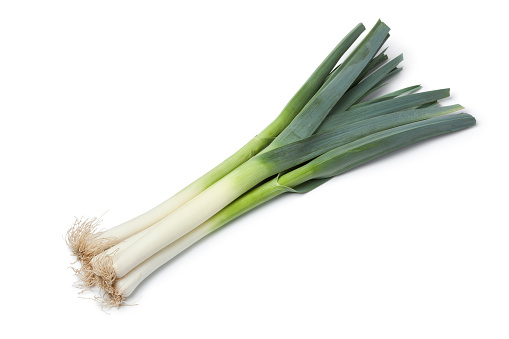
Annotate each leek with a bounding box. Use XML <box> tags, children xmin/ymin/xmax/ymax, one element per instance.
<box><xmin>66</xmin><ymin>23</ymin><xmax>367</xmax><ymax>262</ymax></box>
<box><xmin>89</xmin><ymin>21</ymin><xmax>393</xmax><ymax>283</ymax></box>
<box><xmin>65</xmin><ymin>20</ymin><xmax>477</xmax><ymax>308</ymax></box>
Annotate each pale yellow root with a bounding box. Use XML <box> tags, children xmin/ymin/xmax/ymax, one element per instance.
<box><xmin>95</xmin><ymin>286</ymin><xmax>126</xmax><ymax>308</ymax></box>
<box><xmin>66</xmin><ymin>217</ymin><xmax>130</xmax><ymax>307</ymax></box>
<box><xmin>66</xmin><ymin>216</ymin><xmax>118</xmax><ymax>288</ymax></box>
<box><xmin>71</xmin><ymin>260</ymin><xmax>97</xmax><ymax>289</ymax></box>
<box><xmin>66</xmin><ymin>216</ymin><xmax>104</xmax><ymax>261</ymax></box>
<box><xmin>89</xmin><ymin>251</ymin><xmax>128</xmax><ymax>307</ymax></box>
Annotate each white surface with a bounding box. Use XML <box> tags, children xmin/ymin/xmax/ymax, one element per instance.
<box><xmin>0</xmin><ymin>1</ymin><xmax>507</xmax><ymax>337</ymax></box>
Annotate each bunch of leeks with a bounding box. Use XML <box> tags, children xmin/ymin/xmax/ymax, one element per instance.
<box><xmin>66</xmin><ymin>20</ymin><xmax>475</xmax><ymax>307</ymax></box>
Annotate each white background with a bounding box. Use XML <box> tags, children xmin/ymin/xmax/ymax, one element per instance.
<box><xmin>0</xmin><ymin>1</ymin><xmax>507</xmax><ymax>338</ymax></box>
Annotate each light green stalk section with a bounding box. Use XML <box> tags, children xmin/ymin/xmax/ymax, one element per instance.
<box><xmin>94</xmin><ymin>23</ymin><xmax>366</xmax><ymax>247</ymax></box>
<box><xmin>115</xmin><ymin>112</ymin><xmax>475</xmax><ymax>298</ymax></box>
